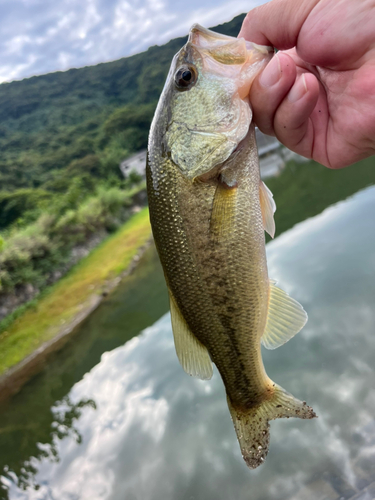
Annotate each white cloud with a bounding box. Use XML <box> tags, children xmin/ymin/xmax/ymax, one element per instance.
<box><xmin>0</xmin><ymin>0</ymin><xmax>268</xmax><ymax>83</ymax></box>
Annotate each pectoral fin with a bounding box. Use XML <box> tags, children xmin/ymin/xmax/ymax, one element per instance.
<box><xmin>259</xmin><ymin>181</ymin><xmax>276</xmax><ymax>238</ymax></box>
<box><xmin>169</xmin><ymin>292</ymin><xmax>213</xmax><ymax>380</ymax></box>
<box><xmin>210</xmin><ymin>182</ymin><xmax>237</xmax><ymax>240</ymax></box>
<box><xmin>261</xmin><ymin>280</ymin><xmax>308</xmax><ymax>350</ymax></box>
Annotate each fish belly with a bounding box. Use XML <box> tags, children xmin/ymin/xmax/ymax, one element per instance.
<box><xmin>147</xmin><ymin>128</ymin><xmax>270</xmax><ymax>408</ymax></box>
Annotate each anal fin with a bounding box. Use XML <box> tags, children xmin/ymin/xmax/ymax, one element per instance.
<box><xmin>261</xmin><ymin>280</ymin><xmax>308</xmax><ymax>350</ymax></box>
<box><xmin>169</xmin><ymin>292</ymin><xmax>213</xmax><ymax>380</ymax></box>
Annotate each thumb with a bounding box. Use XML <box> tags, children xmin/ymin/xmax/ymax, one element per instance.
<box><xmin>238</xmin><ymin>0</ymin><xmax>320</xmax><ymax>49</ymax></box>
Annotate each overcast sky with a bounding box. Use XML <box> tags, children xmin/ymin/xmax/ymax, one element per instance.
<box><xmin>0</xmin><ymin>0</ymin><xmax>267</xmax><ymax>84</ymax></box>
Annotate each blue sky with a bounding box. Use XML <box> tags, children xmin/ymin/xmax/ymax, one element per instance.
<box><xmin>0</xmin><ymin>0</ymin><xmax>267</xmax><ymax>83</ymax></box>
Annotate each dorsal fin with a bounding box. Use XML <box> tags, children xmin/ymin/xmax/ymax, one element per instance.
<box><xmin>169</xmin><ymin>292</ymin><xmax>213</xmax><ymax>380</ymax></box>
<box><xmin>259</xmin><ymin>181</ymin><xmax>276</xmax><ymax>238</ymax></box>
<box><xmin>261</xmin><ymin>280</ymin><xmax>307</xmax><ymax>350</ymax></box>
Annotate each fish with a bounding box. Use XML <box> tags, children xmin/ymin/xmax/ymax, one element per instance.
<box><xmin>146</xmin><ymin>24</ymin><xmax>316</xmax><ymax>469</ymax></box>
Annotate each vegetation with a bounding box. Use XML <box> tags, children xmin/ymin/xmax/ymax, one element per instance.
<box><xmin>0</xmin><ymin>208</ymin><xmax>152</xmax><ymax>376</ymax></box>
<box><xmin>0</xmin><ymin>13</ymin><xmax>246</xmax><ymax>313</ymax></box>
<box><xmin>1</xmin><ymin>9</ymin><xmax>374</xmax><ymax>374</ymax></box>
<box><xmin>0</xmin><ymin>182</ymin><xmax>144</xmax><ymax>297</ymax></box>
<box><xmin>2</xmin><ymin>153</ymin><xmax>375</xmax><ymax>375</ymax></box>
<box><xmin>0</xmin><ymin>14</ymin><xmax>245</xmax><ymax>204</ymax></box>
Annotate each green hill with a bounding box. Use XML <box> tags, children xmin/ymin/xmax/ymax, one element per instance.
<box><xmin>0</xmin><ymin>14</ymin><xmax>245</xmax><ymax>228</ymax></box>
<box><xmin>0</xmin><ymin>13</ymin><xmax>245</xmax><ymax>305</ymax></box>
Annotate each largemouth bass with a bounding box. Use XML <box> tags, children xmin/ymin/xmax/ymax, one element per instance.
<box><xmin>147</xmin><ymin>25</ymin><xmax>316</xmax><ymax>469</ymax></box>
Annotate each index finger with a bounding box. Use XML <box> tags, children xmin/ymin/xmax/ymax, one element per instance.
<box><xmin>238</xmin><ymin>0</ymin><xmax>320</xmax><ymax>50</ymax></box>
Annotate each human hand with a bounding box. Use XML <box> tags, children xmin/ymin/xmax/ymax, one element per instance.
<box><xmin>239</xmin><ymin>0</ymin><xmax>375</xmax><ymax>168</ymax></box>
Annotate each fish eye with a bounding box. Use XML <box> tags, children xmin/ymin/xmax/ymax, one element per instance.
<box><xmin>174</xmin><ymin>65</ymin><xmax>197</xmax><ymax>90</ymax></box>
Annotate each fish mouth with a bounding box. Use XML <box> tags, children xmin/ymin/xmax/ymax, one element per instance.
<box><xmin>188</xmin><ymin>23</ymin><xmax>273</xmax><ymax>65</ymax></box>
<box><xmin>189</xmin><ymin>23</ymin><xmax>273</xmax><ymax>53</ymax></box>
<box><xmin>184</xmin><ymin>24</ymin><xmax>273</xmax><ymax>99</ymax></box>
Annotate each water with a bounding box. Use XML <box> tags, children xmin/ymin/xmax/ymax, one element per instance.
<box><xmin>1</xmin><ymin>186</ymin><xmax>375</xmax><ymax>499</ymax></box>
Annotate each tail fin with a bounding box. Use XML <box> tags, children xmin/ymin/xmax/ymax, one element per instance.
<box><xmin>227</xmin><ymin>384</ymin><xmax>316</xmax><ymax>469</ymax></box>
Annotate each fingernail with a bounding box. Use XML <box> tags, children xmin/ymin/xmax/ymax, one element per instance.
<box><xmin>259</xmin><ymin>54</ymin><xmax>281</xmax><ymax>87</ymax></box>
<box><xmin>288</xmin><ymin>74</ymin><xmax>308</xmax><ymax>102</ymax></box>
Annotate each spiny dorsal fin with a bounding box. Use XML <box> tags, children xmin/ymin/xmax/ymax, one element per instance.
<box><xmin>259</xmin><ymin>181</ymin><xmax>276</xmax><ymax>238</ymax></box>
<box><xmin>261</xmin><ymin>280</ymin><xmax>308</xmax><ymax>350</ymax></box>
<box><xmin>169</xmin><ymin>292</ymin><xmax>213</xmax><ymax>380</ymax></box>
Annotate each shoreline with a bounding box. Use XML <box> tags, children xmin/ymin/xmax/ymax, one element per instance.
<box><xmin>0</xmin><ymin>237</ymin><xmax>153</xmax><ymax>404</ymax></box>
<box><xmin>0</xmin><ymin>212</ymin><xmax>153</xmax><ymax>404</ymax></box>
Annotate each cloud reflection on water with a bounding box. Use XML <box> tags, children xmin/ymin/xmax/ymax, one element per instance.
<box><xmin>4</xmin><ymin>187</ymin><xmax>375</xmax><ymax>499</ymax></box>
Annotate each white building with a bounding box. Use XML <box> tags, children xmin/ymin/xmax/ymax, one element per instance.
<box><xmin>119</xmin><ymin>130</ymin><xmax>305</xmax><ymax>181</ymax></box>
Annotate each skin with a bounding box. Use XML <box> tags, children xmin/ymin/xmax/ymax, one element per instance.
<box><xmin>148</xmin><ymin>129</ymin><xmax>273</xmax><ymax>406</ymax></box>
<box><xmin>239</xmin><ymin>0</ymin><xmax>375</xmax><ymax>169</ymax></box>
<box><xmin>147</xmin><ymin>27</ymin><xmax>315</xmax><ymax>468</ymax></box>
<box><xmin>147</xmin><ymin>35</ymin><xmax>273</xmax><ymax>408</ymax></box>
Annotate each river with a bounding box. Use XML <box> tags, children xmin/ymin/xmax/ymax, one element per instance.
<box><xmin>1</xmin><ymin>183</ymin><xmax>375</xmax><ymax>499</ymax></box>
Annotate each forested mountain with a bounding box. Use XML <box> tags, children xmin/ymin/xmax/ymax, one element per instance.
<box><xmin>0</xmin><ymin>14</ymin><xmax>245</xmax><ymax>305</ymax></box>
<box><xmin>0</xmin><ymin>14</ymin><xmax>245</xmax><ymax>229</ymax></box>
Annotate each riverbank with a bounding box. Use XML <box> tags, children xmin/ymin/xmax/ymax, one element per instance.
<box><xmin>0</xmin><ymin>208</ymin><xmax>152</xmax><ymax>402</ymax></box>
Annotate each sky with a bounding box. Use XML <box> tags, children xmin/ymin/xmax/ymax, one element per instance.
<box><xmin>0</xmin><ymin>0</ymin><xmax>268</xmax><ymax>84</ymax></box>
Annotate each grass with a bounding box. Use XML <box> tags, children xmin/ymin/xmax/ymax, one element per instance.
<box><xmin>0</xmin><ymin>208</ymin><xmax>152</xmax><ymax>376</ymax></box>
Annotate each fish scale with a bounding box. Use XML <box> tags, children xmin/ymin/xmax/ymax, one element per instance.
<box><xmin>147</xmin><ymin>23</ymin><xmax>316</xmax><ymax>469</ymax></box>
<box><xmin>149</xmin><ymin>127</ymin><xmax>269</xmax><ymax>400</ymax></box>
